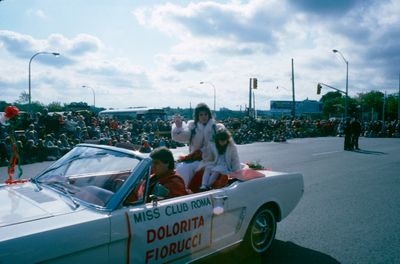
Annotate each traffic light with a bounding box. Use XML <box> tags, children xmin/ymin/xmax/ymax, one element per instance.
<box><xmin>317</xmin><ymin>83</ymin><xmax>322</xmax><ymax>94</ymax></box>
<box><xmin>252</xmin><ymin>78</ymin><xmax>258</xmax><ymax>89</ymax></box>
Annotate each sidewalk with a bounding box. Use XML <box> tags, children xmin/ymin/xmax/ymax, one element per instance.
<box><xmin>0</xmin><ymin>161</ymin><xmax>54</xmax><ymax>183</ymax></box>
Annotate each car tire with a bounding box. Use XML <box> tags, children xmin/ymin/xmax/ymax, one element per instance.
<box><xmin>243</xmin><ymin>206</ymin><xmax>277</xmax><ymax>254</ymax></box>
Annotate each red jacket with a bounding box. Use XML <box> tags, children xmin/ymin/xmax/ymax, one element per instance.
<box><xmin>149</xmin><ymin>170</ymin><xmax>188</xmax><ymax>198</ymax></box>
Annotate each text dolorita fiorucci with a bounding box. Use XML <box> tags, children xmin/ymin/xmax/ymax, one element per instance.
<box><xmin>145</xmin><ymin>215</ymin><xmax>205</xmax><ymax>263</ymax></box>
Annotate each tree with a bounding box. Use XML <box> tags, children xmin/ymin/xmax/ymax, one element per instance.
<box><xmin>0</xmin><ymin>101</ymin><xmax>8</xmax><ymax>111</ymax></box>
<box><xmin>16</xmin><ymin>91</ymin><xmax>29</xmax><ymax>104</ymax></box>
<box><xmin>386</xmin><ymin>94</ymin><xmax>399</xmax><ymax>121</ymax></box>
<box><xmin>357</xmin><ymin>91</ymin><xmax>384</xmax><ymax>120</ymax></box>
<box><xmin>47</xmin><ymin>102</ymin><xmax>64</xmax><ymax>112</ymax></box>
<box><xmin>320</xmin><ymin>91</ymin><xmax>342</xmax><ymax>104</ymax></box>
<box><xmin>320</xmin><ymin>91</ymin><xmax>343</xmax><ymax>118</ymax></box>
<box><xmin>347</xmin><ymin>97</ymin><xmax>359</xmax><ymax>118</ymax></box>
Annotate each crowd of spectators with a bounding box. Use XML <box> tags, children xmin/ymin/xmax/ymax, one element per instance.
<box><xmin>225</xmin><ymin>117</ymin><xmax>399</xmax><ymax>144</ymax></box>
<box><xmin>1</xmin><ymin>108</ymin><xmax>399</xmax><ymax>167</ymax></box>
<box><xmin>361</xmin><ymin>120</ymin><xmax>400</xmax><ymax>138</ymax></box>
<box><xmin>225</xmin><ymin>117</ymin><xmax>339</xmax><ymax>144</ymax></box>
<box><xmin>0</xmin><ymin>109</ymin><xmax>177</xmax><ymax>166</ymax></box>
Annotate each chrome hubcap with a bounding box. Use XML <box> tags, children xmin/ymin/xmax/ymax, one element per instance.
<box><xmin>251</xmin><ymin>210</ymin><xmax>274</xmax><ymax>252</ymax></box>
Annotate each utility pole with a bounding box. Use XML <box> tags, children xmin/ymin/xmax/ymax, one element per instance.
<box><xmin>332</xmin><ymin>49</ymin><xmax>349</xmax><ymax>118</ymax></box>
<box><xmin>199</xmin><ymin>81</ymin><xmax>216</xmax><ymax>113</ymax></box>
<box><xmin>28</xmin><ymin>52</ymin><xmax>60</xmax><ymax>114</ymax></box>
<box><xmin>82</xmin><ymin>85</ymin><xmax>96</xmax><ymax>108</ymax></box>
<box><xmin>248</xmin><ymin>78</ymin><xmax>252</xmax><ymax>117</ymax></box>
<box><xmin>248</xmin><ymin>78</ymin><xmax>258</xmax><ymax>118</ymax></box>
<box><xmin>382</xmin><ymin>92</ymin><xmax>386</xmax><ymax>134</ymax></box>
<box><xmin>291</xmin><ymin>58</ymin><xmax>296</xmax><ymax>118</ymax></box>
<box><xmin>398</xmin><ymin>72</ymin><xmax>400</xmax><ymax>121</ymax></box>
<box><xmin>253</xmin><ymin>90</ymin><xmax>256</xmax><ymax>118</ymax></box>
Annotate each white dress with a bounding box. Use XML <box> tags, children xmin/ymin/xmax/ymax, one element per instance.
<box><xmin>172</xmin><ymin>119</ymin><xmax>225</xmax><ymax>187</ymax></box>
<box><xmin>209</xmin><ymin>154</ymin><xmax>229</xmax><ymax>174</ymax></box>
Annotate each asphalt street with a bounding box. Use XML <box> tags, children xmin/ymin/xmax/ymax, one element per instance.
<box><xmin>201</xmin><ymin>137</ymin><xmax>400</xmax><ymax>264</ymax></box>
<box><xmin>1</xmin><ymin>137</ymin><xmax>399</xmax><ymax>263</ymax></box>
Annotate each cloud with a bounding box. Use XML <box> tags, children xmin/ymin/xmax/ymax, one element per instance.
<box><xmin>76</xmin><ymin>57</ymin><xmax>152</xmax><ymax>89</ymax></box>
<box><xmin>160</xmin><ymin>75</ymin><xmax>181</xmax><ymax>83</ymax></box>
<box><xmin>0</xmin><ymin>77</ymin><xmax>30</xmax><ymax>104</ymax></box>
<box><xmin>66</xmin><ymin>41</ymin><xmax>151</xmax><ymax>92</ymax></box>
<box><xmin>2</xmin><ymin>0</ymin><xmax>399</xmax><ymax>109</ymax></box>
<box><xmin>322</xmin><ymin>0</ymin><xmax>400</xmax><ymax>85</ymax></box>
<box><xmin>78</xmin><ymin>62</ymin><xmax>119</xmax><ymax>76</ymax></box>
<box><xmin>287</xmin><ymin>0</ymin><xmax>365</xmax><ymax>15</ymax></box>
<box><xmin>0</xmin><ymin>31</ymin><xmax>103</xmax><ymax>65</ymax></box>
<box><xmin>36</xmin><ymin>9</ymin><xmax>46</xmax><ymax>18</ymax></box>
<box><xmin>133</xmin><ymin>0</ymin><xmax>287</xmax><ymax>53</ymax></box>
<box><xmin>0</xmin><ymin>30</ymin><xmax>155</xmax><ymax>106</ymax></box>
<box><xmin>216</xmin><ymin>45</ymin><xmax>257</xmax><ymax>56</ymax></box>
<box><xmin>170</xmin><ymin>59</ymin><xmax>207</xmax><ymax>72</ymax></box>
<box><xmin>0</xmin><ymin>30</ymin><xmax>39</xmax><ymax>58</ymax></box>
<box><xmin>68</xmin><ymin>34</ymin><xmax>102</xmax><ymax>56</ymax></box>
<box><xmin>26</xmin><ymin>9</ymin><xmax>47</xmax><ymax>19</ymax></box>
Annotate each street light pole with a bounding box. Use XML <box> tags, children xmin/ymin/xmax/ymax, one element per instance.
<box><xmin>28</xmin><ymin>52</ymin><xmax>60</xmax><ymax>113</ymax></box>
<box><xmin>82</xmin><ymin>85</ymin><xmax>96</xmax><ymax>108</ymax></box>
<box><xmin>199</xmin><ymin>81</ymin><xmax>216</xmax><ymax>113</ymax></box>
<box><xmin>291</xmin><ymin>58</ymin><xmax>296</xmax><ymax>118</ymax></box>
<box><xmin>333</xmin><ymin>49</ymin><xmax>349</xmax><ymax>118</ymax></box>
<box><xmin>398</xmin><ymin>71</ymin><xmax>400</xmax><ymax>121</ymax></box>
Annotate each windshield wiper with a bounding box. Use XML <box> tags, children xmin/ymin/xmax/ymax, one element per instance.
<box><xmin>49</xmin><ymin>182</ymin><xmax>80</xmax><ymax>210</ymax></box>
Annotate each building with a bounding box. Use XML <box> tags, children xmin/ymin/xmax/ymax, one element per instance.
<box><xmin>267</xmin><ymin>99</ymin><xmax>322</xmax><ymax>117</ymax></box>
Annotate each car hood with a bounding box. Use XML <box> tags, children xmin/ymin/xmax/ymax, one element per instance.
<box><xmin>0</xmin><ymin>182</ymin><xmax>81</xmax><ymax>227</ymax></box>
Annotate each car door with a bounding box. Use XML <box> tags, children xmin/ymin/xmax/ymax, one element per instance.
<box><xmin>125</xmin><ymin>190</ymin><xmax>229</xmax><ymax>264</ymax></box>
<box><xmin>209</xmin><ymin>186</ymin><xmax>248</xmax><ymax>248</ymax></box>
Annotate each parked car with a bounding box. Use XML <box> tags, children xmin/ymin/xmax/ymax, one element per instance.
<box><xmin>0</xmin><ymin>144</ymin><xmax>303</xmax><ymax>263</ymax></box>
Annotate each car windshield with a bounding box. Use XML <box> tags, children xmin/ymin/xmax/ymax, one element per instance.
<box><xmin>36</xmin><ymin>145</ymin><xmax>141</xmax><ymax>207</ymax></box>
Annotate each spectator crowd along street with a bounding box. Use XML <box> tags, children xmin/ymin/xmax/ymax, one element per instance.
<box><xmin>1</xmin><ymin>109</ymin><xmax>399</xmax><ymax>167</ymax></box>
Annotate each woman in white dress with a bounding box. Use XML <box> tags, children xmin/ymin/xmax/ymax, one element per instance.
<box><xmin>171</xmin><ymin>103</ymin><xmax>225</xmax><ymax>186</ymax></box>
<box><xmin>199</xmin><ymin>128</ymin><xmax>240</xmax><ymax>191</ymax></box>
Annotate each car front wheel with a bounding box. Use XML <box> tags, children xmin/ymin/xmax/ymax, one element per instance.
<box><xmin>244</xmin><ymin>207</ymin><xmax>277</xmax><ymax>254</ymax></box>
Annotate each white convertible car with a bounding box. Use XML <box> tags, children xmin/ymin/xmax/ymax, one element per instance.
<box><xmin>0</xmin><ymin>144</ymin><xmax>303</xmax><ymax>263</ymax></box>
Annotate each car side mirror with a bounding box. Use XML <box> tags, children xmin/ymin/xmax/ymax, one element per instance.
<box><xmin>149</xmin><ymin>195</ymin><xmax>158</xmax><ymax>206</ymax></box>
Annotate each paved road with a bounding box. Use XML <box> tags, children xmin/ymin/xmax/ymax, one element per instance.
<box><xmin>1</xmin><ymin>137</ymin><xmax>399</xmax><ymax>263</ymax></box>
<box><xmin>200</xmin><ymin>137</ymin><xmax>400</xmax><ymax>263</ymax></box>
<box><xmin>0</xmin><ymin>159</ymin><xmax>54</xmax><ymax>182</ymax></box>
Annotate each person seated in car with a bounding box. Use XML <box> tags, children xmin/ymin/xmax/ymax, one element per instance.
<box><xmin>199</xmin><ymin>128</ymin><xmax>240</xmax><ymax>191</ymax></box>
<box><xmin>148</xmin><ymin>147</ymin><xmax>188</xmax><ymax>200</ymax></box>
<box><xmin>171</xmin><ymin>103</ymin><xmax>225</xmax><ymax>186</ymax></box>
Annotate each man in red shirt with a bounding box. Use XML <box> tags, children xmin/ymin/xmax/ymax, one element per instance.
<box><xmin>149</xmin><ymin>147</ymin><xmax>188</xmax><ymax>199</ymax></box>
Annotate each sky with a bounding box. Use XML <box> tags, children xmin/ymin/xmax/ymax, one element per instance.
<box><xmin>0</xmin><ymin>0</ymin><xmax>399</xmax><ymax>111</ymax></box>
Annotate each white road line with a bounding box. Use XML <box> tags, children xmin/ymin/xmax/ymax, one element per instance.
<box><xmin>312</xmin><ymin>150</ymin><xmax>341</xmax><ymax>156</ymax></box>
